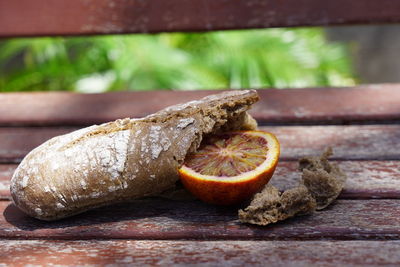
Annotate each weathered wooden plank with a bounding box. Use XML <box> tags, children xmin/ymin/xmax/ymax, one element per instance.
<box><xmin>271</xmin><ymin>161</ymin><xmax>400</xmax><ymax>199</ymax></box>
<box><xmin>0</xmin><ymin>127</ymin><xmax>73</xmax><ymax>163</ymax></box>
<box><xmin>1</xmin><ymin>240</ymin><xmax>400</xmax><ymax>266</ymax></box>
<box><xmin>263</xmin><ymin>125</ymin><xmax>400</xmax><ymax>161</ymax></box>
<box><xmin>0</xmin><ymin>125</ymin><xmax>399</xmax><ymax>163</ymax></box>
<box><xmin>2</xmin><ymin>161</ymin><xmax>400</xmax><ymax>200</ymax></box>
<box><xmin>1</xmin><ymin>199</ymin><xmax>399</xmax><ymax>240</ymax></box>
<box><xmin>2</xmin><ymin>0</ymin><xmax>400</xmax><ymax>37</ymax></box>
<box><xmin>0</xmin><ymin>165</ymin><xmax>14</xmax><ymax>200</ymax></box>
<box><xmin>1</xmin><ymin>86</ymin><xmax>400</xmax><ymax>126</ymax></box>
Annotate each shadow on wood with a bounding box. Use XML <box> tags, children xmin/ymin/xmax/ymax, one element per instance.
<box><xmin>2</xmin><ymin>198</ymin><xmax>400</xmax><ymax>240</ymax></box>
<box><xmin>2</xmin><ymin>198</ymin><xmax>314</xmax><ymax>239</ymax></box>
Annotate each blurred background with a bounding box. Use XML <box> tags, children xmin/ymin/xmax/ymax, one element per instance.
<box><xmin>0</xmin><ymin>25</ymin><xmax>396</xmax><ymax>93</ymax></box>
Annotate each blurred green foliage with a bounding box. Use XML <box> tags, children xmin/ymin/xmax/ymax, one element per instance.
<box><xmin>0</xmin><ymin>28</ymin><xmax>356</xmax><ymax>92</ymax></box>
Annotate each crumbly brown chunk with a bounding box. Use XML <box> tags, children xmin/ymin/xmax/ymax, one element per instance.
<box><xmin>299</xmin><ymin>148</ymin><xmax>346</xmax><ymax>210</ymax></box>
<box><xmin>239</xmin><ymin>148</ymin><xmax>346</xmax><ymax>226</ymax></box>
<box><xmin>238</xmin><ymin>185</ymin><xmax>316</xmax><ymax>225</ymax></box>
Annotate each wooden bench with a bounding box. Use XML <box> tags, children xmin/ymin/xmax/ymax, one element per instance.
<box><xmin>1</xmin><ymin>1</ymin><xmax>400</xmax><ymax>265</ymax></box>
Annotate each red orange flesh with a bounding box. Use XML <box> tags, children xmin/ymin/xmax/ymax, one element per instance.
<box><xmin>178</xmin><ymin>131</ymin><xmax>280</xmax><ymax>205</ymax></box>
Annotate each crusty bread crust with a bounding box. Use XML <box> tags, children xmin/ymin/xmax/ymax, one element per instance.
<box><xmin>11</xmin><ymin>90</ymin><xmax>259</xmax><ymax>220</ymax></box>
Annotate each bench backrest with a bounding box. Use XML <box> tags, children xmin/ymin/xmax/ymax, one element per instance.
<box><xmin>1</xmin><ymin>0</ymin><xmax>400</xmax><ymax>37</ymax></box>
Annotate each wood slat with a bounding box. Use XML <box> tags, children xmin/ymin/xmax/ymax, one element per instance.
<box><xmin>1</xmin><ymin>199</ymin><xmax>399</xmax><ymax>240</ymax></box>
<box><xmin>264</xmin><ymin>125</ymin><xmax>400</xmax><ymax>160</ymax></box>
<box><xmin>0</xmin><ymin>125</ymin><xmax>399</xmax><ymax>163</ymax></box>
<box><xmin>273</xmin><ymin>161</ymin><xmax>400</xmax><ymax>199</ymax></box>
<box><xmin>1</xmin><ymin>161</ymin><xmax>400</xmax><ymax>200</ymax></box>
<box><xmin>1</xmin><ymin>86</ymin><xmax>400</xmax><ymax>126</ymax></box>
<box><xmin>1</xmin><ymin>240</ymin><xmax>400</xmax><ymax>266</ymax></box>
<box><xmin>2</xmin><ymin>0</ymin><xmax>400</xmax><ymax>37</ymax></box>
<box><xmin>0</xmin><ymin>165</ymin><xmax>14</xmax><ymax>200</ymax></box>
<box><xmin>0</xmin><ymin>127</ymin><xmax>73</xmax><ymax>163</ymax></box>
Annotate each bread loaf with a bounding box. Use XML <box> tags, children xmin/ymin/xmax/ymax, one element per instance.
<box><xmin>11</xmin><ymin>90</ymin><xmax>259</xmax><ymax>220</ymax></box>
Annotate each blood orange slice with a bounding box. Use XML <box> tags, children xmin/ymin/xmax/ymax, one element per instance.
<box><xmin>178</xmin><ymin>131</ymin><xmax>280</xmax><ymax>205</ymax></box>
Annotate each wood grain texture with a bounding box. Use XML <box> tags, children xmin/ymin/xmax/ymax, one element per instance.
<box><xmin>263</xmin><ymin>125</ymin><xmax>400</xmax><ymax>161</ymax></box>
<box><xmin>271</xmin><ymin>161</ymin><xmax>400</xmax><ymax>199</ymax></box>
<box><xmin>0</xmin><ymin>127</ymin><xmax>74</xmax><ymax>163</ymax></box>
<box><xmin>1</xmin><ymin>199</ymin><xmax>400</xmax><ymax>240</ymax></box>
<box><xmin>2</xmin><ymin>161</ymin><xmax>400</xmax><ymax>200</ymax></box>
<box><xmin>0</xmin><ymin>125</ymin><xmax>399</xmax><ymax>163</ymax></box>
<box><xmin>0</xmin><ymin>165</ymin><xmax>14</xmax><ymax>200</ymax></box>
<box><xmin>1</xmin><ymin>86</ymin><xmax>400</xmax><ymax>126</ymax></box>
<box><xmin>2</xmin><ymin>0</ymin><xmax>400</xmax><ymax>37</ymax></box>
<box><xmin>1</xmin><ymin>240</ymin><xmax>400</xmax><ymax>266</ymax></box>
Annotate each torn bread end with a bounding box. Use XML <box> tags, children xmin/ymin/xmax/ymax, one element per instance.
<box><xmin>238</xmin><ymin>185</ymin><xmax>316</xmax><ymax>226</ymax></box>
<box><xmin>299</xmin><ymin>147</ymin><xmax>347</xmax><ymax>210</ymax></box>
<box><xmin>239</xmin><ymin>147</ymin><xmax>347</xmax><ymax>226</ymax></box>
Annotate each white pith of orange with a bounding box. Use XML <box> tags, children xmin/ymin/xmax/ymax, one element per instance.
<box><xmin>179</xmin><ymin>131</ymin><xmax>280</xmax><ymax>182</ymax></box>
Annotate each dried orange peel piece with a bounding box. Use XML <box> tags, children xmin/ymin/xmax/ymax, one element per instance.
<box><xmin>178</xmin><ymin>131</ymin><xmax>280</xmax><ymax>205</ymax></box>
